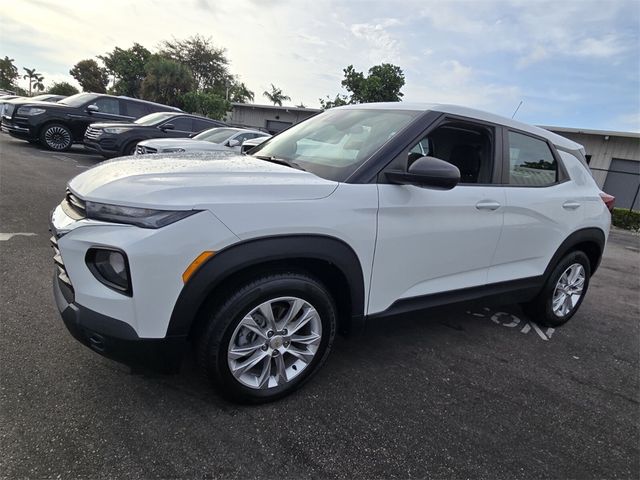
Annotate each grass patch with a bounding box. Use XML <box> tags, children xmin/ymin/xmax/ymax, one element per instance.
<box><xmin>611</xmin><ymin>208</ymin><xmax>640</xmax><ymax>232</ymax></box>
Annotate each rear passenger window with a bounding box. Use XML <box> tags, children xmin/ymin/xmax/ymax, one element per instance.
<box><xmin>508</xmin><ymin>131</ymin><xmax>558</xmax><ymax>186</ymax></box>
<box><xmin>125</xmin><ymin>101</ymin><xmax>149</xmax><ymax>119</ymax></box>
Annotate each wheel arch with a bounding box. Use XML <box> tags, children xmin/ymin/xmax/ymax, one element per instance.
<box><xmin>544</xmin><ymin>227</ymin><xmax>606</xmax><ymax>279</ymax></box>
<box><xmin>166</xmin><ymin>234</ymin><xmax>366</xmax><ymax>339</ymax></box>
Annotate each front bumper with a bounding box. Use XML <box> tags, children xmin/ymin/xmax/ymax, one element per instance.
<box><xmin>53</xmin><ymin>273</ymin><xmax>187</xmax><ymax>373</ymax></box>
<box><xmin>2</xmin><ymin>117</ymin><xmax>35</xmax><ymax>139</ymax></box>
<box><xmin>83</xmin><ymin>138</ymin><xmax>120</xmax><ymax>158</ymax></box>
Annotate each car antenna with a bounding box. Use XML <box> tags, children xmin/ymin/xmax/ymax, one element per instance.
<box><xmin>511</xmin><ymin>100</ymin><xmax>523</xmax><ymax>119</ymax></box>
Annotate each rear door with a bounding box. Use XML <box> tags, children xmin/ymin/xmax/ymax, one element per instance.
<box><xmin>488</xmin><ymin>129</ymin><xmax>582</xmax><ymax>283</ymax></box>
<box><xmin>369</xmin><ymin>117</ymin><xmax>506</xmax><ymax>315</ymax></box>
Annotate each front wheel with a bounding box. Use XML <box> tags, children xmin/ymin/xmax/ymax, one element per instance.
<box><xmin>523</xmin><ymin>251</ymin><xmax>591</xmax><ymax>327</ymax></box>
<box><xmin>40</xmin><ymin>123</ymin><xmax>73</xmax><ymax>151</ymax></box>
<box><xmin>197</xmin><ymin>272</ymin><xmax>337</xmax><ymax>403</ymax></box>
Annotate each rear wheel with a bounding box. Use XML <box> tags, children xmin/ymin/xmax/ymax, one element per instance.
<box><xmin>40</xmin><ymin>123</ymin><xmax>72</xmax><ymax>151</ymax></box>
<box><xmin>197</xmin><ymin>272</ymin><xmax>337</xmax><ymax>403</ymax></box>
<box><xmin>523</xmin><ymin>251</ymin><xmax>591</xmax><ymax>327</ymax></box>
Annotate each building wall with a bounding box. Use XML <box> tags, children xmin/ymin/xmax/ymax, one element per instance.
<box><xmin>550</xmin><ymin>131</ymin><xmax>640</xmax><ymax>188</ymax></box>
<box><xmin>227</xmin><ymin>105</ymin><xmax>320</xmax><ymax>134</ymax></box>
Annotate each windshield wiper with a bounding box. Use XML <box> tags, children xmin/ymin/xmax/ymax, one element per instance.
<box><xmin>253</xmin><ymin>155</ymin><xmax>306</xmax><ymax>171</ymax></box>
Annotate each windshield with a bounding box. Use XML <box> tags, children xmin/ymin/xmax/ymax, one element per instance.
<box><xmin>193</xmin><ymin>128</ymin><xmax>238</xmax><ymax>143</ymax></box>
<box><xmin>58</xmin><ymin>93</ymin><xmax>98</xmax><ymax>107</ymax></box>
<box><xmin>252</xmin><ymin>108</ymin><xmax>421</xmax><ymax>181</ymax></box>
<box><xmin>134</xmin><ymin>112</ymin><xmax>175</xmax><ymax>126</ymax></box>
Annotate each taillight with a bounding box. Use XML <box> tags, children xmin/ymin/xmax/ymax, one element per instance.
<box><xmin>599</xmin><ymin>192</ymin><xmax>615</xmax><ymax>212</ymax></box>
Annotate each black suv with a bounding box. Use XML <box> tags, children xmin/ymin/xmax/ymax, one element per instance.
<box><xmin>1</xmin><ymin>93</ymin><xmax>181</xmax><ymax>151</ymax></box>
<box><xmin>83</xmin><ymin>112</ymin><xmax>226</xmax><ymax>158</ymax></box>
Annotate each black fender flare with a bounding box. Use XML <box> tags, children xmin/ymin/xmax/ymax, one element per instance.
<box><xmin>166</xmin><ymin>234</ymin><xmax>366</xmax><ymax>337</ymax></box>
<box><xmin>543</xmin><ymin>227</ymin><xmax>606</xmax><ymax>280</ymax></box>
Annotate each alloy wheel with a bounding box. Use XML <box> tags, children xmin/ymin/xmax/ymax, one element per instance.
<box><xmin>552</xmin><ymin>263</ymin><xmax>586</xmax><ymax>317</ymax></box>
<box><xmin>44</xmin><ymin>126</ymin><xmax>71</xmax><ymax>150</ymax></box>
<box><xmin>227</xmin><ymin>296</ymin><xmax>323</xmax><ymax>389</ymax></box>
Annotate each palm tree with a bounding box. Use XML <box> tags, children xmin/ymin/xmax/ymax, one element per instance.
<box><xmin>230</xmin><ymin>82</ymin><xmax>254</xmax><ymax>103</ymax></box>
<box><xmin>22</xmin><ymin>67</ymin><xmax>44</xmax><ymax>96</ymax></box>
<box><xmin>262</xmin><ymin>84</ymin><xmax>290</xmax><ymax>106</ymax></box>
<box><xmin>32</xmin><ymin>74</ymin><xmax>45</xmax><ymax>93</ymax></box>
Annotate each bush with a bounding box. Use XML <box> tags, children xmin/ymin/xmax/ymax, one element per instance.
<box><xmin>48</xmin><ymin>81</ymin><xmax>79</xmax><ymax>96</ymax></box>
<box><xmin>611</xmin><ymin>208</ymin><xmax>640</xmax><ymax>231</ymax></box>
<box><xmin>180</xmin><ymin>91</ymin><xmax>230</xmax><ymax>120</ymax></box>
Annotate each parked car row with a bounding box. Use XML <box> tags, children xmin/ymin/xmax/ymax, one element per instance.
<box><xmin>1</xmin><ymin>92</ymin><xmax>271</xmax><ymax>157</ymax></box>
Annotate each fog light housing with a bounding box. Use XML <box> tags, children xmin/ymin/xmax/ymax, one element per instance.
<box><xmin>86</xmin><ymin>248</ymin><xmax>132</xmax><ymax>295</ymax></box>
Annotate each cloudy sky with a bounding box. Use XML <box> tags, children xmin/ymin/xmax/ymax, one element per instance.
<box><xmin>2</xmin><ymin>0</ymin><xmax>639</xmax><ymax>131</ymax></box>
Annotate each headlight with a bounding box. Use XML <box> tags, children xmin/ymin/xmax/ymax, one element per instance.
<box><xmin>103</xmin><ymin>127</ymin><xmax>132</xmax><ymax>134</ymax></box>
<box><xmin>161</xmin><ymin>148</ymin><xmax>185</xmax><ymax>153</ymax></box>
<box><xmin>86</xmin><ymin>248</ymin><xmax>131</xmax><ymax>295</ymax></box>
<box><xmin>16</xmin><ymin>106</ymin><xmax>46</xmax><ymax>116</ymax></box>
<box><xmin>85</xmin><ymin>201</ymin><xmax>199</xmax><ymax>229</ymax></box>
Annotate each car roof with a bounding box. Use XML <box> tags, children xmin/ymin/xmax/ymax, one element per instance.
<box><xmin>336</xmin><ymin>102</ymin><xmax>583</xmax><ymax>151</ymax></box>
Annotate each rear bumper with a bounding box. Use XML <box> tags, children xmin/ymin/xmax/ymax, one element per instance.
<box><xmin>53</xmin><ymin>274</ymin><xmax>187</xmax><ymax>373</ymax></box>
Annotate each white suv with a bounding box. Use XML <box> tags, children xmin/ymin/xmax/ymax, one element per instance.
<box><xmin>51</xmin><ymin>103</ymin><xmax>611</xmax><ymax>403</ymax></box>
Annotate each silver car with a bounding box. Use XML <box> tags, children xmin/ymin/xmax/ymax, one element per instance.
<box><xmin>135</xmin><ymin>127</ymin><xmax>271</xmax><ymax>155</ymax></box>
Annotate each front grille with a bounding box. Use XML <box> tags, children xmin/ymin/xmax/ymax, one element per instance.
<box><xmin>135</xmin><ymin>145</ymin><xmax>157</xmax><ymax>155</ymax></box>
<box><xmin>61</xmin><ymin>189</ymin><xmax>86</xmax><ymax>220</ymax></box>
<box><xmin>84</xmin><ymin>126</ymin><xmax>101</xmax><ymax>140</ymax></box>
<box><xmin>50</xmin><ymin>234</ymin><xmax>73</xmax><ymax>292</ymax></box>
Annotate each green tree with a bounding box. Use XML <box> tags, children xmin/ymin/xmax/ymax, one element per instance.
<box><xmin>342</xmin><ymin>64</ymin><xmax>405</xmax><ymax>103</ymax></box>
<box><xmin>159</xmin><ymin>35</ymin><xmax>230</xmax><ymax>93</ymax></box>
<box><xmin>181</xmin><ymin>91</ymin><xmax>230</xmax><ymax>120</ymax></box>
<box><xmin>99</xmin><ymin>43</ymin><xmax>151</xmax><ymax>97</ymax></box>
<box><xmin>262</xmin><ymin>84</ymin><xmax>290</xmax><ymax>106</ymax></box>
<box><xmin>321</xmin><ymin>63</ymin><xmax>405</xmax><ymax>109</ymax></box>
<box><xmin>141</xmin><ymin>55</ymin><xmax>193</xmax><ymax>106</ymax></box>
<box><xmin>23</xmin><ymin>68</ymin><xmax>45</xmax><ymax>96</ymax></box>
<box><xmin>48</xmin><ymin>81</ymin><xmax>79</xmax><ymax>96</ymax></box>
<box><xmin>0</xmin><ymin>56</ymin><xmax>19</xmax><ymax>91</ymax></box>
<box><xmin>69</xmin><ymin>59</ymin><xmax>108</xmax><ymax>93</ymax></box>
<box><xmin>228</xmin><ymin>81</ymin><xmax>254</xmax><ymax>103</ymax></box>
<box><xmin>318</xmin><ymin>94</ymin><xmax>348</xmax><ymax>110</ymax></box>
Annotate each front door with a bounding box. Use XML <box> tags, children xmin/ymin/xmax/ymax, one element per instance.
<box><xmin>368</xmin><ymin>118</ymin><xmax>505</xmax><ymax>315</ymax></box>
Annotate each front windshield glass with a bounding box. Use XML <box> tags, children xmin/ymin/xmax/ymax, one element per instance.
<box><xmin>58</xmin><ymin>93</ymin><xmax>98</xmax><ymax>107</ymax></box>
<box><xmin>252</xmin><ymin>108</ymin><xmax>421</xmax><ymax>181</ymax></box>
<box><xmin>134</xmin><ymin>112</ymin><xmax>175</xmax><ymax>126</ymax></box>
<box><xmin>193</xmin><ymin>128</ymin><xmax>238</xmax><ymax>143</ymax></box>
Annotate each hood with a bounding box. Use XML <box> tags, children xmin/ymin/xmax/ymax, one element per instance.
<box><xmin>10</xmin><ymin>99</ymin><xmax>70</xmax><ymax>109</ymax></box>
<box><xmin>89</xmin><ymin>121</ymin><xmax>141</xmax><ymax>129</ymax></box>
<box><xmin>137</xmin><ymin>138</ymin><xmax>226</xmax><ymax>151</ymax></box>
<box><xmin>68</xmin><ymin>154</ymin><xmax>338</xmax><ymax>209</ymax></box>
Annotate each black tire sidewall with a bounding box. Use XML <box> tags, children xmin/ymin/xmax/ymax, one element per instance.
<box><xmin>40</xmin><ymin>123</ymin><xmax>72</xmax><ymax>151</ymax></box>
<box><xmin>200</xmin><ymin>273</ymin><xmax>337</xmax><ymax>403</ymax></box>
<box><xmin>537</xmin><ymin>251</ymin><xmax>591</xmax><ymax>327</ymax></box>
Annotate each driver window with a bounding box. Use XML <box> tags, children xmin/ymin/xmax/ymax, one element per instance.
<box><xmin>407</xmin><ymin>122</ymin><xmax>494</xmax><ymax>184</ymax></box>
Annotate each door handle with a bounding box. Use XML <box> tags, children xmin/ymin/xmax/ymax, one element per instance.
<box><xmin>476</xmin><ymin>200</ymin><xmax>501</xmax><ymax>211</ymax></box>
<box><xmin>563</xmin><ymin>201</ymin><xmax>581</xmax><ymax>210</ymax></box>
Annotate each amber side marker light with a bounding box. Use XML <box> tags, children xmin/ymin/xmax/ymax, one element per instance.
<box><xmin>182</xmin><ymin>251</ymin><xmax>215</xmax><ymax>283</ymax></box>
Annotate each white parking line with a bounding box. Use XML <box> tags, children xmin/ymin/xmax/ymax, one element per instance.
<box><xmin>0</xmin><ymin>232</ymin><xmax>37</xmax><ymax>241</ymax></box>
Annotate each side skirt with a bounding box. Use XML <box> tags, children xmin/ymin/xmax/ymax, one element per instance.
<box><xmin>366</xmin><ymin>276</ymin><xmax>544</xmax><ymax>321</ymax></box>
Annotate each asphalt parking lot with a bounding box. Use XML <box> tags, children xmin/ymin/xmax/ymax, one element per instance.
<box><xmin>1</xmin><ymin>134</ymin><xmax>638</xmax><ymax>479</ymax></box>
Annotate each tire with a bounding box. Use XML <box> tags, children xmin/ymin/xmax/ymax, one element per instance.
<box><xmin>39</xmin><ymin>123</ymin><xmax>73</xmax><ymax>151</ymax></box>
<box><xmin>197</xmin><ymin>272</ymin><xmax>337</xmax><ymax>403</ymax></box>
<box><xmin>523</xmin><ymin>251</ymin><xmax>591</xmax><ymax>327</ymax></box>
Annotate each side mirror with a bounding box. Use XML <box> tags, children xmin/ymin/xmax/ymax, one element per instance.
<box><xmin>386</xmin><ymin>156</ymin><xmax>460</xmax><ymax>190</ymax></box>
<box><xmin>161</xmin><ymin>123</ymin><xmax>175</xmax><ymax>131</ymax></box>
<box><xmin>227</xmin><ymin>139</ymin><xmax>240</xmax><ymax>147</ymax></box>
<box><xmin>86</xmin><ymin>104</ymin><xmax>99</xmax><ymax>113</ymax></box>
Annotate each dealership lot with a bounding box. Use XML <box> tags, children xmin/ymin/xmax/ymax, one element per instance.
<box><xmin>1</xmin><ymin>135</ymin><xmax>638</xmax><ymax>479</ymax></box>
